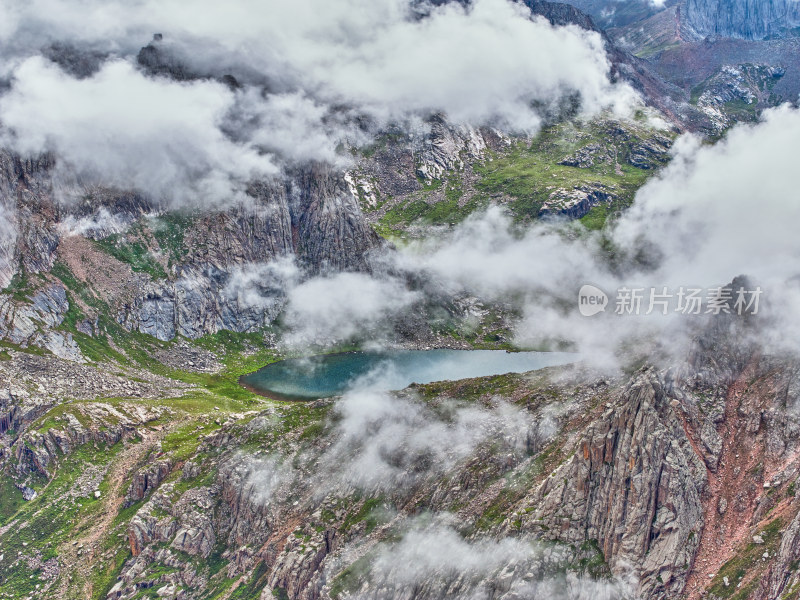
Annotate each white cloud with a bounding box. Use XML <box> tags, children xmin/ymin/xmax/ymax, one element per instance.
<box><xmin>614</xmin><ymin>105</ymin><xmax>800</xmax><ymax>288</ymax></box>
<box><xmin>58</xmin><ymin>207</ymin><xmax>135</xmax><ymax>238</ymax></box>
<box><xmin>241</xmin><ymin>454</ymin><xmax>294</xmax><ymax>506</ymax></box>
<box><xmin>235</xmin><ymin>90</ymin><xmax>368</xmax><ymax>166</ymax></box>
<box><xmin>1</xmin><ymin>0</ymin><xmax>637</xmax><ymax>145</ymax></box>
<box><xmin>0</xmin><ymin>57</ymin><xmax>276</xmax><ymax>207</ymax></box>
<box><xmin>607</xmin><ymin>104</ymin><xmax>800</xmax><ymax>353</ymax></box>
<box><xmin>1</xmin><ymin>0</ymin><xmax>635</xmax><ymax>125</ymax></box>
<box><xmin>396</xmin><ymin>207</ymin><xmax>607</xmax><ymax>299</ymax></box>
<box><xmin>349</xmin><ymin>516</ymin><xmax>638</xmax><ymax>599</ymax></box>
<box><xmin>371</xmin><ymin>105</ymin><xmax>800</xmax><ymax>367</ymax></box>
<box><xmin>316</xmin><ymin>378</ymin><xmax>548</xmax><ymax>491</ymax></box>
<box><xmin>282</xmin><ymin>272</ymin><xmax>421</xmax><ymax>347</ymax></box>
<box><xmin>221</xmin><ymin>258</ymin><xmax>299</xmax><ymax>310</ymax></box>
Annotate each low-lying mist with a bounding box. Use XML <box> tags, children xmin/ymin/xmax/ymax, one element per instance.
<box><xmin>265</xmin><ymin>104</ymin><xmax>800</xmax><ymax>370</ymax></box>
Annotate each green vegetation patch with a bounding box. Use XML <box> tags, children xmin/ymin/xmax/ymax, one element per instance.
<box><xmin>93</xmin><ymin>229</ymin><xmax>167</xmax><ymax>280</ymax></box>
<box><xmin>150</xmin><ymin>213</ymin><xmax>195</xmax><ymax>266</ymax></box>
<box><xmin>230</xmin><ymin>561</ymin><xmax>270</xmax><ymax>599</ymax></box>
<box><xmin>580</xmin><ymin>204</ymin><xmax>612</xmax><ymax>231</ymax></box>
<box><xmin>330</xmin><ymin>554</ymin><xmax>373</xmax><ymax>599</ymax></box>
<box><xmin>0</xmin><ymin>442</ymin><xmax>124</xmax><ymax>598</ymax></box>
<box><xmin>341</xmin><ymin>496</ymin><xmax>389</xmax><ymax>535</ymax></box>
<box><xmin>707</xmin><ymin>518</ymin><xmax>784</xmax><ymax>599</ymax></box>
<box><xmin>474</xmin><ymin>122</ymin><xmax>656</xmax><ymax>221</ymax></box>
<box><xmin>380</xmin><ymin>189</ymin><xmax>489</xmax><ymax>230</ymax></box>
<box><xmin>3</xmin><ymin>268</ymin><xmax>37</xmax><ymax>302</ymax></box>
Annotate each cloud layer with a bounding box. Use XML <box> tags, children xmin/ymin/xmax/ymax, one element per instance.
<box><xmin>429</xmin><ymin>104</ymin><xmax>800</xmax><ymax>362</ymax></box>
<box><xmin>0</xmin><ymin>57</ymin><xmax>275</xmax><ymax>206</ymax></box>
<box><xmin>361</xmin><ymin>517</ymin><xmax>637</xmax><ymax>599</ymax></box>
<box><xmin>282</xmin><ymin>272</ymin><xmax>422</xmax><ymax>348</ymax></box>
<box><xmin>0</xmin><ymin>0</ymin><xmax>633</xmax><ymax>128</ymax></box>
<box><xmin>317</xmin><ymin>386</ymin><xmax>542</xmax><ymax>490</ymax></box>
<box><xmin>0</xmin><ymin>0</ymin><xmax>637</xmax><ymax>206</ymax></box>
<box><xmin>269</xmin><ymin>104</ymin><xmax>800</xmax><ymax>367</ymax></box>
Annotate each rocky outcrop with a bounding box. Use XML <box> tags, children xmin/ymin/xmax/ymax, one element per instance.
<box><xmin>125</xmin><ymin>458</ymin><xmax>174</xmax><ymax>507</ymax></box>
<box><xmin>628</xmin><ymin>134</ymin><xmax>673</xmax><ymax>169</ymax></box>
<box><xmin>414</xmin><ymin>116</ymin><xmax>491</xmax><ymax>182</ymax></box>
<box><xmin>126</xmin><ymin>486</ymin><xmax>218</xmax><ymax>582</ymax></box>
<box><xmin>538</xmin><ymin>184</ymin><xmax>615</xmax><ymax>219</ymax></box>
<box><xmin>42</xmin><ymin>42</ymin><xmax>107</xmax><ymax>79</ymax></box>
<box><xmin>559</xmin><ymin>143</ymin><xmax>612</xmax><ymax>168</ymax></box>
<box><xmin>169</xmin><ymin>487</ymin><xmax>217</xmax><ymax>558</ymax></box>
<box><xmin>526</xmin><ymin>369</ymin><xmax>707</xmax><ymax>598</ymax></box>
<box><xmin>0</xmin><ymin>200</ymin><xmax>17</xmax><ymax>290</ymax></box>
<box><xmin>0</xmin><ymin>285</ymin><xmax>83</xmax><ymax>362</ymax></box>
<box><xmin>128</xmin><ymin>506</ymin><xmax>180</xmax><ymax>557</ymax></box>
<box><xmin>763</xmin><ymin>509</ymin><xmax>800</xmax><ymax>599</ymax></box>
<box><xmin>348</xmin><ymin>116</ymin><xmax>510</xmax><ymax>212</ymax></box>
<box><xmin>13</xmin><ymin>402</ymin><xmax>169</xmax><ymax>479</ymax></box>
<box><xmin>694</xmin><ymin>64</ymin><xmax>786</xmax><ymax>133</ymax></box>
<box><xmin>119</xmin><ymin>264</ymin><xmax>286</xmax><ymax>342</ymax></box>
<box><xmin>566</xmin><ymin>0</ymin><xmax>800</xmax><ymax>41</ymax></box>
<box><xmin>0</xmin><ymin>352</ymin><xmax>185</xmax><ymax>464</ymax></box>
<box><xmin>137</xmin><ymin>34</ymin><xmax>246</xmax><ymax>89</ymax></box>
<box><xmin>511</xmin><ymin>298</ymin><xmax>800</xmax><ymax>600</ymax></box>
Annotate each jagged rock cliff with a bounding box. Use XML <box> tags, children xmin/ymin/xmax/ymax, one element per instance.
<box><xmin>562</xmin><ymin>0</ymin><xmax>800</xmax><ymax>40</ymax></box>
<box><xmin>3</xmin><ymin>265</ymin><xmax>800</xmax><ymax>600</ymax></box>
<box><xmin>98</xmin><ymin>312</ymin><xmax>800</xmax><ymax>599</ymax></box>
<box><xmin>527</xmin><ymin>368</ymin><xmax>707</xmax><ymax>599</ymax></box>
<box><xmin>684</xmin><ymin>0</ymin><xmax>800</xmax><ymax>40</ymax></box>
<box><xmin>0</xmin><ymin>149</ymin><xmax>384</xmax><ymax>348</ymax></box>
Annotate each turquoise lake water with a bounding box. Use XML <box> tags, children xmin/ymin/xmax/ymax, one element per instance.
<box><xmin>240</xmin><ymin>349</ymin><xmax>579</xmax><ymax>400</ymax></box>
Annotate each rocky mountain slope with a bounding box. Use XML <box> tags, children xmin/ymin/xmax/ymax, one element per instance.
<box><xmin>563</xmin><ymin>0</ymin><xmax>800</xmax><ymax>40</ymax></box>
<box><xmin>557</xmin><ymin>0</ymin><xmax>800</xmax><ymax>135</ymax></box>
<box><xmin>0</xmin><ymin>2</ymin><xmax>798</xmax><ymax>600</ymax></box>
<box><xmin>683</xmin><ymin>0</ymin><xmax>800</xmax><ymax>41</ymax></box>
<box><xmin>0</xmin><ymin>15</ymin><xmax>684</xmax><ymax>359</ymax></box>
<box><xmin>3</xmin><ymin>286</ymin><xmax>800</xmax><ymax>600</ymax></box>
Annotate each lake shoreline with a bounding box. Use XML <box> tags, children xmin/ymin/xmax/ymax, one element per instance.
<box><xmin>240</xmin><ymin>349</ymin><xmax>579</xmax><ymax>401</ymax></box>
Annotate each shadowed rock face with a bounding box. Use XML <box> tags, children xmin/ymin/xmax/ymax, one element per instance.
<box><xmin>528</xmin><ymin>368</ymin><xmax>707</xmax><ymax>599</ymax></box>
<box><xmin>289</xmin><ymin>165</ymin><xmax>383</xmax><ymax>274</ymax></box>
<box><xmin>0</xmin><ymin>140</ymin><xmax>384</xmax><ymax>344</ymax></box>
<box><xmin>114</xmin><ymin>164</ymin><xmax>382</xmax><ymax>342</ymax></box>
<box><xmin>685</xmin><ymin>0</ymin><xmax>800</xmax><ymax>40</ymax></box>
<box><xmin>523</xmin><ymin>0</ymin><xmax>600</xmax><ymax>30</ymax></box>
<box><xmin>43</xmin><ymin>43</ymin><xmax>108</xmax><ymax>79</ymax></box>
<box><xmin>87</xmin><ymin>309</ymin><xmax>800</xmax><ymax>600</ymax></box>
<box><xmin>560</xmin><ymin>0</ymin><xmax>800</xmax><ymax>39</ymax></box>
